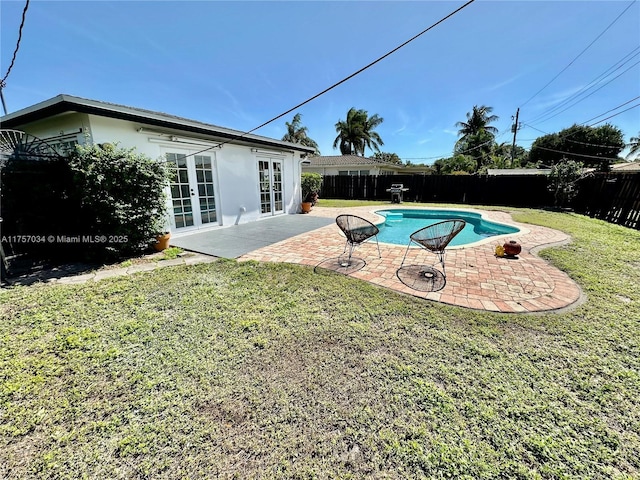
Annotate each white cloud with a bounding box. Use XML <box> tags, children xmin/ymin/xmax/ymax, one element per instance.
<box><xmin>530</xmin><ymin>85</ymin><xmax>587</xmax><ymax>111</ymax></box>
<box><xmin>485</xmin><ymin>73</ymin><xmax>523</xmax><ymax>92</ymax></box>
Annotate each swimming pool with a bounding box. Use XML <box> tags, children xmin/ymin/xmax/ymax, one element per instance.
<box><xmin>375</xmin><ymin>209</ymin><xmax>520</xmax><ymax>247</ymax></box>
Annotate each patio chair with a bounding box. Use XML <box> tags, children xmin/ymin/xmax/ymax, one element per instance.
<box><xmin>399</xmin><ymin>219</ymin><xmax>466</xmax><ymax>279</ymax></box>
<box><xmin>335</xmin><ymin>214</ymin><xmax>381</xmax><ymax>267</ymax></box>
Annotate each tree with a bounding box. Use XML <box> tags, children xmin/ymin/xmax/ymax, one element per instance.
<box><xmin>456</xmin><ymin>105</ymin><xmax>499</xmax><ymax>139</ymax></box>
<box><xmin>433</xmin><ymin>155</ymin><xmax>475</xmax><ymax>174</ymax></box>
<box><xmin>547</xmin><ymin>159</ymin><xmax>584</xmax><ymax>208</ymax></box>
<box><xmin>486</xmin><ymin>142</ymin><xmax>530</xmax><ymax>169</ymax></box>
<box><xmin>333</xmin><ymin>107</ymin><xmax>384</xmax><ymax>156</ymax></box>
<box><xmin>455</xmin><ymin>105</ymin><xmax>499</xmax><ymax>171</ymax></box>
<box><xmin>530</xmin><ymin>124</ymin><xmax>625</xmax><ymax>170</ymax></box>
<box><xmin>371</xmin><ymin>152</ymin><xmax>402</xmax><ymax>164</ymax></box>
<box><xmin>454</xmin><ymin>130</ymin><xmax>496</xmax><ymax>172</ymax></box>
<box><xmin>627</xmin><ymin>132</ymin><xmax>640</xmax><ymax>160</ymax></box>
<box><xmin>282</xmin><ymin>113</ymin><xmax>320</xmax><ymax>155</ymax></box>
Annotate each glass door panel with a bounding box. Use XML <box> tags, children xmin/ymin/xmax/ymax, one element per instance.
<box><xmin>168</xmin><ymin>153</ymin><xmax>194</xmax><ymax>228</ymax></box>
<box><xmin>194</xmin><ymin>155</ymin><xmax>216</xmax><ymax>225</ymax></box>
<box><xmin>272</xmin><ymin>161</ymin><xmax>283</xmax><ymax>214</ymax></box>
<box><xmin>257</xmin><ymin>158</ymin><xmax>283</xmax><ymax>216</ymax></box>
<box><xmin>259</xmin><ymin>159</ymin><xmax>272</xmax><ymax>214</ymax></box>
<box><xmin>167</xmin><ymin>151</ymin><xmax>218</xmax><ymax>230</ymax></box>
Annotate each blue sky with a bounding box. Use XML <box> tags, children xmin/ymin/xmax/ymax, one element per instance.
<box><xmin>1</xmin><ymin>0</ymin><xmax>639</xmax><ymax>163</ymax></box>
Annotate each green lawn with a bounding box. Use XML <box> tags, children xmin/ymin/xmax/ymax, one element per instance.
<box><xmin>1</xmin><ymin>205</ymin><xmax>639</xmax><ymax>479</ymax></box>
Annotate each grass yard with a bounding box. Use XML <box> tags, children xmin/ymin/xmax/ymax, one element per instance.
<box><xmin>1</xmin><ymin>205</ymin><xmax>639</xmax><ymax>479</ymax></box>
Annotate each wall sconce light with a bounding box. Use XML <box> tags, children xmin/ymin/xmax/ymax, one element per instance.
<box><xmin>251</xmin><ymin>148</ymin><xmax>285</xmax><ymax>156</ymax></box>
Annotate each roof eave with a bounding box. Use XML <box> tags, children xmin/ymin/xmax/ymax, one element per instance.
<box><xmin>0</xmin><ymin>94</ymin><xmax>315</xmax><ymax>154</ymax></box>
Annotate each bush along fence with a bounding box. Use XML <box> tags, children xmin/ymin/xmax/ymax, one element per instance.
<box><xmin>319</xmin><ymin>173</ymin><xmax>640</xmax><ymax>230</ymax></box>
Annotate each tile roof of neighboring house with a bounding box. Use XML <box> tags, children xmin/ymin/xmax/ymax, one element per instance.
<box><xmin>486</xmin><ymin>168</ymin><xmax>552</xmax><ymax>175</ymax></box>
<box><xmin>611</xmin><ymin>161</ymin><xmax>640</xmax><ymax>172</ymax></box>
<box><xmin>307</xmin><ymin>154</ymin><xmax>402</xmax><ymax>168</ymax></box>
<box><xmin>0</xmin><ymin>94</ymin><xmax>315</xmax><ymax>153</ymax></box>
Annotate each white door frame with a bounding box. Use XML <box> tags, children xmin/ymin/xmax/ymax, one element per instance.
<box><xmin>164</xmin><ymin>147</ymin><xmax>220</xmax><ymax>233</ymax></box>
<box><xmin>257</xmin><ymin>156</ymin><xmax>284</xmax><ymax>217</ymax></box>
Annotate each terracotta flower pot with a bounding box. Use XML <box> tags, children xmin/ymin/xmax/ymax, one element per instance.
<box><xmin>301</xmin><ymin>202</ymin><xmax>313</xmax><ymax>214</ymax></box>
<box><xmin>154</xmin><ymin>232</ymin><xmax>171</xmax><ymax>252</ymax></box>
<box><xmin>503</xmin><ymin>240</ymin><xmax>522</xmax><ymax>257</ymax></box>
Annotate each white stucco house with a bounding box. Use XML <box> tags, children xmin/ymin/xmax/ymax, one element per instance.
<box><xmin>0</xmin><ymin>95</ymin><xmax>316</xmax><ymax>236</ymax></box>
<box><xmin>303</xmin><ymin>154</ymin><xmax>434</xmax><ymax>176</ymax></box>
<box><xmin>302</xmin><ymin>155</ymin><xmax>403</xmax><ymax>176</ymax></box>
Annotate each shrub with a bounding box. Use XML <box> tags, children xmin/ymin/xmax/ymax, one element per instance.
<box><xmin>67</xmin><ymin>143</ymin><xmax>171</xmax><ymax>260</ymax></box>
<box><xmin>301</xmin><ymin>172</ymin><xmax>323</xmax><ymax>203</ymax></box>
<box><xmin>547</xmin><ymin>158</ymin><xmax>584</xmax><ymax>208</ymax></box>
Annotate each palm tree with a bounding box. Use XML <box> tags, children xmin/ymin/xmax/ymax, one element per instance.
<box><xmin>333</xmin><ymin>107</ymin><xmax>384</xmax><ymax>156</ymax></box>
<box><xmin>282</xmin><ymin>113</ymin><xmax>320</xmax><ymax>155</ymax></box>
<box><xmin>627</xmin><ymin>132</ymin><xmax>640</xmax><ymax>160</ymax></box>
<box><xmin>455</xmin><ymin>105</ymin><xmax>499</xmax><ymax>171</ymax></box>
<box><xmin>455</xmin><ymin>105</ymin><xmax>499</xmax><ymax>140</ymax></box>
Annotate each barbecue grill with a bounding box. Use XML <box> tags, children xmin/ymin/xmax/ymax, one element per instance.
<box><xmin>386</xmin><ymin>183</ymin><xmax>409</xmax><ymax>203</ymax></box>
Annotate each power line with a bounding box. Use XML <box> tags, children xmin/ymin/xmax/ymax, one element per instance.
<box><xmin>0</xmin><ymin>0</ymin><xmax>30</xmax><ymax>115</ymax></box>
<box><xmin>521</xmin><ymin>123</ymin><xmax>549</xmax><ymax>135</ymax></box>
<box><xmin>522</xmin><ymin>99</ymin><xmax>638</xmax><ymax>159</ymax></box>
<box><xmin>523</xmin><ymin>95</ymin><xmax>640</xmax><ymax>136</ymax></box>
<box><xmin>580</xmin><ymin>95</ymin><xmax>640</xmax><ymax>125</ymax></box>
<box><xmin>529</xmin><ymin>58</ymin><xmax>640</xmax><ymax>126</ymax></box>
<box><xmin>1</xmin><ymin>0</ymin><xmax>30</xmax><ymax>87</ymax></box>
<box><xmin>519</xmin><ymin>0</ymin><xmax>637</xmax><ymax>108</ymax></box>
<box><xmin>532</xmin><ymin>145</ymin><xmax>623</xmax><ymax>161</ymax></box>
<box><xmin>587</xmin><ymin>103</ymin><xmax>640</xmax><ymax>126</ymax></box>
<box><xmin>179</xmin><ymin>0</ymin><xmax>477</xmax><ymax>159</ymax></box>
<box><xmin>521</xmin><ymin>118</ymin><xmax>634</xmax><ymax>148</ymax></box>
<box><xmin>403</xmin><ymin>128</ymin><xmax>511</xmax><ymax>162</ymax></box>
<box><xmin>527</xmin><ymin>46</ymin><xmax>640</xmax><ymax>125</ymax></box>
<box><xmin>526</xmin><ymin>46</ymin><xmax>640</xmax><ymax>124</ymax></box>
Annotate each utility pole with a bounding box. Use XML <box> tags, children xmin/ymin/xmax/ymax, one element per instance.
<box><xmin>0</xmin><ymin>86</ymin><xmax>7</xmax><ymax>116</ymax></box>
<box><xmin>511</xmin><ymin>108</ymin><xmax>520</xmax><ymax>165</ymax></box>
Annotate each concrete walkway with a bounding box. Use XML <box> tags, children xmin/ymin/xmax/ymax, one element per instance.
<box><xmin>170</xmin><ymin>214</ymin><xmax>334</xmax><ymax>258</ymax></box>
<box><xmin>3</xmin><ymin>252</ymin><xmax>217</xmax><ymax>286</ymax></box>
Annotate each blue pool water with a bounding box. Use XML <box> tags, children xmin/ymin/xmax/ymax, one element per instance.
<box><xmin>375</xmin><ymin>209</ymin><xmax>520</xmax><ymax>247</ymax></box>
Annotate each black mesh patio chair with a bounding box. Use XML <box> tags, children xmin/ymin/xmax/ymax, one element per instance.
<box><xmin>336</xmin><ymin>214</ymin><xmax>381</xmax><ymax>266</ymax></box>
<box><xmin>400</xmin><ymin>219</ymin><xmax>466</xmax><ymax>278</ymax></box>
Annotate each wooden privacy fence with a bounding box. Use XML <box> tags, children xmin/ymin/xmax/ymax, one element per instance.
<box><xmin>320</xmin><ymin>174</ymin><xmax>554</xmax><ymax>207</ymax></box>
<box><xmin>319</xmin><ymin>173</ymin><xmax>640</xmax><ymax>230</ymax></box>
<box><xmin>573</xmin><ymin>172</ymin><xmax>640</xmax><ymax>230</ymax></box>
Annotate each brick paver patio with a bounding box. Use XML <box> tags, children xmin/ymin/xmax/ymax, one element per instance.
<box><xmin>240</xmin><ymin>206</ymin><xmax>584</xmax><ymax>314</ymax></box>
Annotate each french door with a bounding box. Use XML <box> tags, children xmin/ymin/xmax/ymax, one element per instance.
<box><xmin>166</xmin><ymin>151</ymin><xmax>218</xmax><ymax>231</ymax></box>
<box><xmin>258</xmin><ymin>158</ymin><xmax>284</xmax><ymax>216</ymax></box>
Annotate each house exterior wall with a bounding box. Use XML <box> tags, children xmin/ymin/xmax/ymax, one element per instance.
<box><xmin>9</xmin><ymin>112</ymin><xmax>93</xmax><ymax>148</ymax></box>
<box><xmin>9</xmin><ymin>114</ymin><xmax>306</xmax><ymax>235</ymax></box>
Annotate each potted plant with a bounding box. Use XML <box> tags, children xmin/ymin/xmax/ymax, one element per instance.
<box><xmin>301</xmin><ymin>172</ymin><xmax>323</xmax><ymax>213</ymax></box>
<box><xmin>152</xmin><ymin>216</ymin><xmax>172</xmax><ymax>252</ymax></box>
<box><xmin>154</xmin><ymin>231</ymin><xmax>171</xmax><ymax>252</ymax></box>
